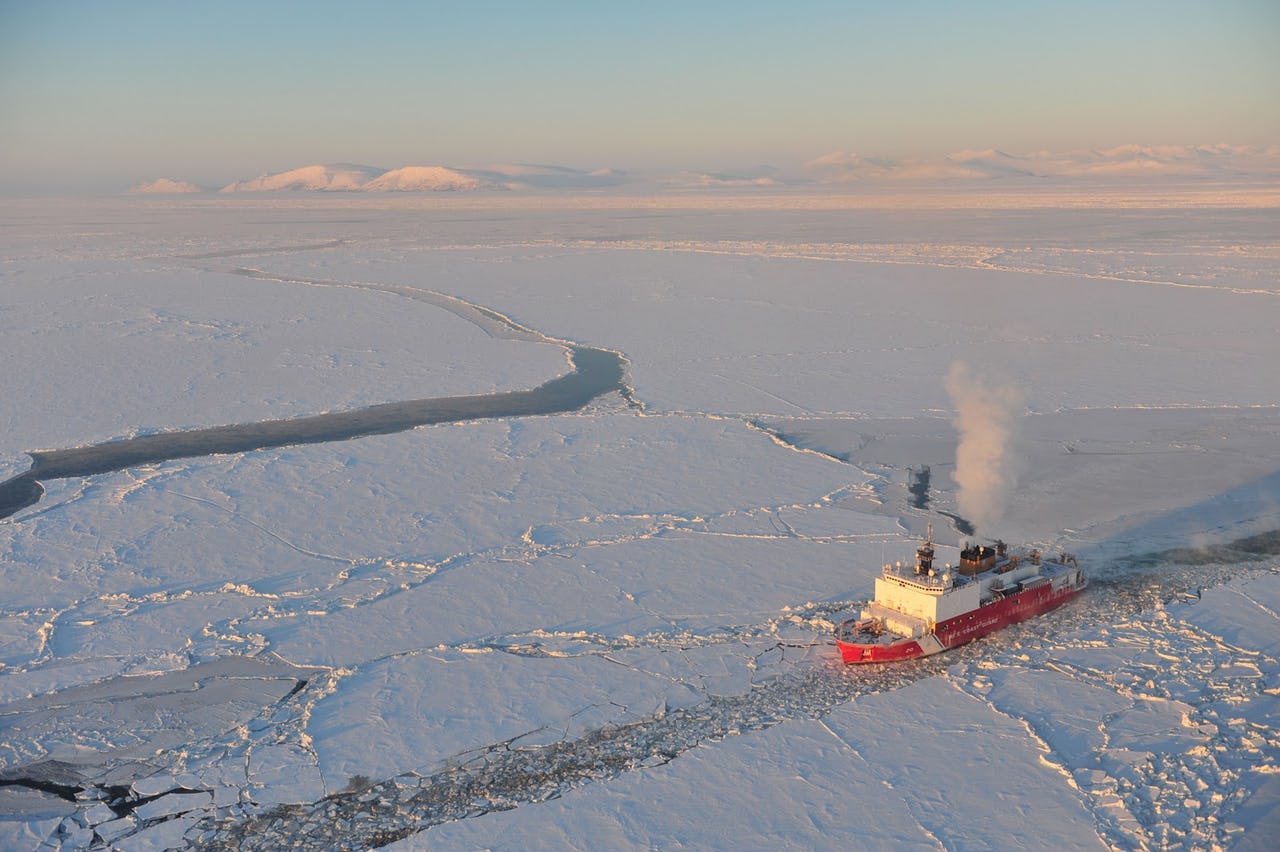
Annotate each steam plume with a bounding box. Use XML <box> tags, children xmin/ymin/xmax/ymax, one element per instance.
<box><xmin>944</xmin><ymin>361</ymin><xmax>1023</xmax><ymax>533</ymax></box>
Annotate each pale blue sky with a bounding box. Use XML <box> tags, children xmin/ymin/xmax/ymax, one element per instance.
<box><xmin>1</xmin><ymin>0</ymin><xmax>1276</xmax><ymax>192</ymax></box>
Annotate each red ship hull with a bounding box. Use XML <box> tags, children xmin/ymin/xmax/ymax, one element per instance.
<box><xmin>836</xmin><ymin>579</ymin><xmax>1084</xmax><ymax>664</ymax></box>
<box><xmin>837</xmin><ymin>637</ymin><xmax>928</xmax><ymax>664</ymax></box>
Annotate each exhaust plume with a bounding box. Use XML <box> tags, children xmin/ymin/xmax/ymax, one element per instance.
<box><xmin>944</xmin><ymin>361</ymin><xmax>1023</xmax><ymax>534</ymax></box>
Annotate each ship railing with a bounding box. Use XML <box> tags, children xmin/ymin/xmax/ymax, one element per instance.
<box><xmin>882</xmin><ymin>563</ymin><xmax>955</xmax><ymax>591</ymax></box>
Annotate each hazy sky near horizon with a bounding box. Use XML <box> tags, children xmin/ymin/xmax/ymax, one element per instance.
<box><xmin>2</xmin><ymin>0</ymin><xmax>1277</xmax><ymax>192</ymax></box>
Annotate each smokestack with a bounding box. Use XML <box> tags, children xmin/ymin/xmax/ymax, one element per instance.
<box><xmin>944</xmin><ymin>361</ymin><xmax>1023</xmax><ymax>534</ymax></box>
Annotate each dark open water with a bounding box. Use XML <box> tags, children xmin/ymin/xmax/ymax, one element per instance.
<box><xmin>0</xmin><ymin>345</ymin><xmax>625</xmax><ymax>520</ymax></box>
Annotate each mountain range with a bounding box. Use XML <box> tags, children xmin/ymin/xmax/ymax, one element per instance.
<box><xmin>805</xmin><ymin>144</ymin><xmax>1280</xmax><ymax>183</ymax></box>
<box><xmin>130</xmin><ymin>163</ymin><xmax>626</xmax><ymax>194</ymax></box>
<box><xmin>128</xmin><ymin>145</ymin><xmax>1280</xmax><ymax>194</ymax></box>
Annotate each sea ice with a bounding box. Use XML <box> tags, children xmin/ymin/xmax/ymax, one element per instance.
<box><xmin>1</xmin><ymin>195</ymin><xmax>1277</xmax><ymax>849</ymax></box>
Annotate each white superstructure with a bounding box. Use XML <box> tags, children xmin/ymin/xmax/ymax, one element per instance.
<box><xmin>860</xmin><ymin>529</ymin><xmax>1070</xmax><ymax>636</ymax></box>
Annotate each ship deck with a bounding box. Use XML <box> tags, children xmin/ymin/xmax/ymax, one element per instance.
<box><xmin>836</xmin><ymin>604</ymin><xmax>930</xmax><ymax>645</ymax></box>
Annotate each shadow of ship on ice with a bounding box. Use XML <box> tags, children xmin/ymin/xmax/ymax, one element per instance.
<box><xmin>0</xmin><ymin>345</ymin><xmax>626</xmax><ymax>521</ymax></box>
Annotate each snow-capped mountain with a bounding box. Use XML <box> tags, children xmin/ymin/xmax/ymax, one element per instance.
<box><xmin>665</xmin><ymin>166</ymin><xmax>786</xmax><ymax>188</ymax></box>
<box><xmin>127</xmin><ymin>178</ymin><xmax>202</xmax><ymax>194</ymax></box>
<box><xmin>219</xmin><ymin>163</ymin><xmax>387</xmax><ymax>192</ymax></box>
<box><xmin>210</xmin><ymin>162</ymin><xmax>623</xmax><ymax>193</ymax></box>
<box><xmin>943</xmin><ymin>149</ymin><xmax>1038</xmax><ymax>178</ymax></box>
<box><xmin>360</xmin><ymin>166</ymin><xmax>487</xmax><ymax>192</ymax></box>
<box><xmin>460</xmin><ymin>163</ymin><xmax>627</xmax><ymax>190</ymax></box>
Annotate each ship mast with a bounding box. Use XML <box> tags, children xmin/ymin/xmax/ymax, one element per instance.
<box><xmin>915</xmin><ymin>523</ymin><xmax>935</xmax><ymax>575</ymax></box>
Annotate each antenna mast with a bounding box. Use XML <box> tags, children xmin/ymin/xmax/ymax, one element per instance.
<box><xmin>916</xmin><ymin>524</ymin><xmax>935</xmax><ymax>575</ymax></box>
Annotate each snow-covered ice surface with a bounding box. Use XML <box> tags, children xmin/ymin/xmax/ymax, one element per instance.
<box><xmin>0</xmin><ymin>191</ymin><xmax>1277</xmax><ymax>849</ymax></box>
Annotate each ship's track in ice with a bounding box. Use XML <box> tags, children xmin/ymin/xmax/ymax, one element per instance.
<box><xmin>194</xmin><ymin>549</ymin><xmax>1280</xmax><ymax>851</ymax></box>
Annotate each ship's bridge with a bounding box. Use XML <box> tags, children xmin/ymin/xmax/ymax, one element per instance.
<box><xmin>881</xmin><ymin>561</ymin><xmax>955</xmax><ymax>592</ymax></box>
<box><xmin>875</xmin><ymin>564</ymin><xmax>981</xmax><ymax>626</ymax></box>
